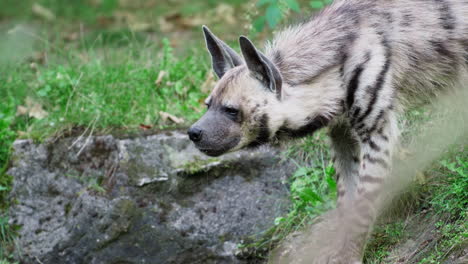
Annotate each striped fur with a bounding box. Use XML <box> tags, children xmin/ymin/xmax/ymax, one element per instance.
<box><xmin>190</xmin><ymin>0</ymin><xmax>468</xmax><ymax>262</ymax></box>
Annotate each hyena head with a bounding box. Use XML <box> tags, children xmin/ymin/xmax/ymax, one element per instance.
<box><xmin>188</xmin><ymin>26</ymin><xmax>283</xmax><ymax>157</ymax></box>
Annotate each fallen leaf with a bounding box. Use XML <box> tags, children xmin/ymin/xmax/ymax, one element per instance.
<box><xmin>159</xmin><ymin>111</ymin><xmax>184</xmax><ymax>124</ymax></box>
<box><xmin>158</xmin><ymin>12</ymin><xmax>206</xmax><ymax>33</ymax></box>
<box><xmin>17</xmin><ymin>131</ymin><xmax>28</xmax><ymax>137</ymax></box>
<box><xmin>155</xmin><ymin>71</ymin><xmax>167</xmax><ymax>85</ymax></box>
<box><xmin>112</xmin><ymin>11</ymin><xmax>153</xmax><ymax>32</ymax></box>
<box><xmin>29</xmin><ymin>62</ymin><xmax>38</xmax><ymax>72</ymax></box>
<box><xmin>16</xmin><ymin>105</ymin><xmax>28</xmax><ymax>116</ymax></box>
<box><xmin>63</xmin><ymin>32</ymin><xmax>79</xmax><ymax>42</ymax></box>
<box><xmin>139</xmin><ymin>124</ymin><xmax>152</xmax><ymax>130</ymax></box>
<box><xmin>89</xmin><ymin>0</ymin><xmax>102</xmax><ymax>7</ymax></box>
<box><xmin>16</xmin><ymin>97</ymin><xmax>48</xmax><ymax>119</ymax></box>
<box><xmin>32</xmin><ymin>3</ymin><xmax>56</xmax><ymax>21</ymax></box>
<box><xmin>416</xmin><ymin>171</ymin><xmax>427</xmax><ymax>184</ymax></box>
<box><xmin>119</xmin><ymin>0</ymin><xmax>157</xmax><ymax>9</ymax></box>
<box><xmin>97</xmin><ymin>16</ymin><xmax>115</xmax><ymax>28</ymax></box>
<box><xmin>190</xmin><ymin>106</ymin><xmax>203</xmax><ymax>113</ymax></box>
<box><xmin>29</xmin><ymin>51</ymin><xmax>46</xmax><ymax>65</ymax></box>
<box><xmin>201</xmin><ymin>71</ymin><xmax>215</xmax><ymax>94</ymax></box>
<box><xmin>398</xmin><ymin>147</ymin><xmax>412</xmax><ymax>160</ymax></box>
<box><xmin>144</xmin><ymin>114</ymin><xmax>152</xmax><ymax>125</ymax></box>
<box><xmin>158</xmin><ymin>17</ymin><xmax>174</xmax><ymax>33</ymax></box>
<box><xmin>215</xmin><ymin>4</ymin><xmax>236</xmax><ymax>25</ymax></box>
<box><xmin>129</xmin><ymin>22</ymin><xmax>153</xmax><ymax>32</ymax></box>
<box><xmin>29</xmin><ymin>103</ymin><xmax>48</xmax><ymax>119</ymax></box>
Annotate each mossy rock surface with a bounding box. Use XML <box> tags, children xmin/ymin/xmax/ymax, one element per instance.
<box><xmin>7</xmin><ymin>131</ymin><xmax>294</xmax><ymax>264</ymax></box>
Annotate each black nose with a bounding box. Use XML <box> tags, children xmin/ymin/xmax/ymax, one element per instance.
<box><xmin>188</xmin><ymin>127</ymin><xmax>203</xmax><ymax>142</ymax></box>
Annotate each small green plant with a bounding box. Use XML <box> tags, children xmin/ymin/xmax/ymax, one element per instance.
<box><xmin>431</xmin><ymin>157</ymin><xmax>467</xmax><ymax>215</ymax></box>
<box><xmin>309</xmin><ymin>0</ymin><xmax>334</xmax><ymax>9</ymax></box>
<box><xmin>87</xmin><ymin>178</ymin><xmax>106</xmax><ymax>194</ymax></box>
<box><xmin>0</xmin><ymin>260</ymin><xmax>18</xmax><ymax>264</ymax></box>
<box><xmin>287</xmin><ymin>163</ymin><xmax>336</xmax><ymax>214</ymax></box>
<box><xmin>254</xmin><ymin>0</ymin><xmax>333</xmax><ymax>31</ymax></box>
<box><xmin>364</xmin><ymin>151</ymin><xmax>467</xmax><ymax>263</ymax></box>
<box><xmin>239</xmin><ymin>133</ymin><xmax>336</xmax><ymax>257</ymax></box>
<box><xmin>0</xmin><ymin>115</ymin><xmax>15</xmax><ymax>170</ymax></box>
<box><xmin>179</xmin><ymin>158</ymin><xmax>221</xmax><ymax>174</ymax></box>
<box><xmin>364</xmin><ymin>221</ymin><xmax>406</xmax><ymax>262</ymax></box>
<box><xmin>419</xmin><ymin>155</ymin><xmax>468</xmax><ymax>263</ymax></box>
<box><xmin>0</xmin><ymin>215</ymin><xmax>16</xmax><ymax>259</ymax></box>
<box><xmin>1</xmin><ymin>37</ymin><xmax>210</xmax><ymax>140</ymax></box>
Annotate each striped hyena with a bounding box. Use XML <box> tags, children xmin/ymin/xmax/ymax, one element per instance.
<box><xmin>188</xmin><ymin>0</ymin><xmax>468</xmax><ymax>262</ymax></box>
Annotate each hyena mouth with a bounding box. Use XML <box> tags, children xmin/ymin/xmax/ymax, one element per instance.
<box><xmin>194</xmin><ymin>136</ymin><xmax>241</xmax><ymax>157</ymax></box>
<box><xmin>197</xmin><ymin>148</ymin><xmax>226</xmax><ymax>157</ymax></box>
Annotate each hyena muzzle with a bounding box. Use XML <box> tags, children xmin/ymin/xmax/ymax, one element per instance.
<box><xmin>188</xmin><ymin>0</ymin><xmax>468</xmax><ymax>262</ymax></box>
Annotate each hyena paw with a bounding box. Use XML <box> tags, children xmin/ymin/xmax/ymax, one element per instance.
<box><xmin>269</xmin><ymin>209</ymin><xmax>365</xmax><ymax>264</ymax></box>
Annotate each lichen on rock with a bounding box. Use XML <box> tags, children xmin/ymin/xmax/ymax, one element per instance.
<box><xmin>8</xmin><ymin>131</ymin><xmax>294</xmax><ymax>264</ymax></box>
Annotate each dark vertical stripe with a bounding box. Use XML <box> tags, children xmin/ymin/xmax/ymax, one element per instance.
<box><xmin>368</xmin><ymin>140</ymin><xmax>381</xmax><ymax>152</ymax></box>
<box><xmin>346</xmin><ymin>66</ymin><xmax>365</xmax><ymax>108</ymax></box>
<box><xmin>346</xmin><ymin>53</ymin><xmax>371</xmax><ymax>109</ymax></box>
<box><xmin>356</xmin><ymin>39</ymin><xmax>392</xmax><ymax>125</ymax></box>
<box><xmin>367</xmin><ymin>110</ymin><xmax>385</xmax><ymax>135</ymax></box>
<box><xmin>435</xmin><ymin>0</ymin><xmax>456</xmax><ymax>31</ymax></box>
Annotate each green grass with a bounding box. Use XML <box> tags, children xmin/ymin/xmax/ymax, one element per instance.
<box><xmin>0</xmin><ymin>214</ymin><xmax>16</xmax><ymax>260</ymax></box>
<box><xmin>238</xmin><ymin>132</ymin><xmax>337</xmax><ymax>258</ymax></box>
<box><xmin>1</xmin><ymin>38</ymin><xmax>209</xmax><ymax>138</ymax></box>
<box><xmin>0</xmin><ymin>0</ymin><xmax>257</xmax><ymax>260</ymax></box>
<box><xmin>0</xmin><ymin>261</ymin><xmax>17</xmax><ymax>264</ymax></box>
<box><xmin>365</xmin><ymin>221</ymin><xmax>407</xmax><ymax>263</ymax></box>
<box><xmin>0</xmin><ymin>13</ymin><xmax>211</xmax><ymax>262</ymax></box>
<box><xmin>363</xmin><ymin>150</ymin><xmax>467</xmax><ymax>263</ymax></box>
<box><xmin>0</xmin><ymin>34</ymin><xmax>212</xmax><ymax>201</ymax></box>
<box><xmin>418</xmin><ymin>155</ymin><xmax>467</xmax><ymax>263</ymax></box>
<box><xmin>0</xmin><ymin>0</ymin><xmax>248</xmax><ymax>24</ymax></box>
<box><xmin>240</xmin><ymin>107</ymin><xmax>466</xmax><ymax>261</ymax></box>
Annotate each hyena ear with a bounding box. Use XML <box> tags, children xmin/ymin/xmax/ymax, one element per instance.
<box><xmin>202</xmin><ymin>26</ymin><xmax>243</xmax><ymax>79</ymax></box>
<box><xmin>239</xmin><ymin>36</ymin><xmax>282</xmax><ymax>98</ymax></box>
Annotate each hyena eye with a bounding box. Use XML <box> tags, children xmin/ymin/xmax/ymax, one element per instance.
<box><xmin>223</xmin><ymin>106</ymin><xmax>239</xmax><ymax>118</ymax></box>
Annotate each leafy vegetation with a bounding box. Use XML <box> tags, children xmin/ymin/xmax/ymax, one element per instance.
<box><xmin>0</xmin><ymin>1</ymin><xmax>219</xmax><ymax>259</ymax></box>
<box><xmin>363</xmin><ymin>151</ymin><xmax>467</xmax><ymax>263</ymax></box>
<box><xmin>418</xmin><ymin>156</ymin><xmax>467</xmax><ymax>263</ymax></box>
<box><xmin>365</xmin><ymin>221</ymin><xmax>407</xmax><ymax>263</ymax></box>
<box><xmin>0</xmin><ymin>214</ymin><xmax>16</xmax><ymax>260</ymax></box>
<box><xmin>253</xmin><ymin>0</ymin><xmax>333</xmax><ymax>31</ymax></box>
<box><xmin>2</xmin><ymin>38</ymin><xmax>210</xmax><ymax>138</ymax></box>
<box><xmin>238</xmin><ymin>133</ymin><xmax>337</xmax><ymax>258</ymax></box>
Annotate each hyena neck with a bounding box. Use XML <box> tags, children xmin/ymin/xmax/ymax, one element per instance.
<box><xmin>267</xmin><ymin>65</ymin><xmax>346</xmax><ymax>140</ymax></box>
<box><xmin>262</xmin><ymin>3</ymin><xmax>356</xmax><ymax>139</ymax></box>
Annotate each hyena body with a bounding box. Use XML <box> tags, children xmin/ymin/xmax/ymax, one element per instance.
<box><xmin>188</xmin><ymin>0</ymin><xmax>468</xmax><ymax>262</ymax></box>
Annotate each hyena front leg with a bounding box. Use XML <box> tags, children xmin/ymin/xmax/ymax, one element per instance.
<box><xmin>333</xmin><ymin>100</ymin><xmax>400</xmax><ymax>263</ymax></box>
<box><xmin>325</xmin><ymin>42</ymin><xmax>399</xmax><ymax>261</ymax></box>
<box><xmin>331</xmin><ymin>110</ymin><xmax>399</xmax><ymax>262</ymax></box>
<box><xmin>329</xmin><ymin>119</ymin><xmax>361</xmax><ymax>208</ymax></box>
<box><xmin>277</xmin><ymin>115</ymin><xmax>398</xmax><ymax>264</ymax></box>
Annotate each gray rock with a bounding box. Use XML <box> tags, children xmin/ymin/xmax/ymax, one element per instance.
<box><xmin>8</xmin><ymin>131</ymin><xmax>294</xmax><ymax>264</ymax></box>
